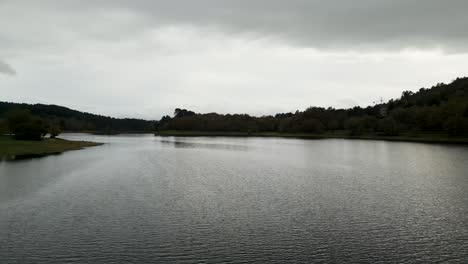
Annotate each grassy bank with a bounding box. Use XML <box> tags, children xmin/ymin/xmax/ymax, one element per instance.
<box><xmin>0</xmin><ymin>135</ymin><xmax>102</xmax><ymax>161</ymax></box>
<box><xmin>156</xmin><ymin>130</ymin><xmax>468</xmax><ymax>144</ymax></box>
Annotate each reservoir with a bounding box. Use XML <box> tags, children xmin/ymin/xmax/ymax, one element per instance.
<box><xmin>1</xmin><ymin>134</ymin><xmax>467</xmax><ymax>263</ymax></box>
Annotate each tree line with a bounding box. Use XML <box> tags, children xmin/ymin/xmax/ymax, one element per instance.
<box><xmin>0</xmin><ymin>102</ymin><xmax>156</xmax><ymax>134</ymax></box>
<box><xmin>2</xmin><ymin>77</ymin><xmax>467</xmax><ymax>140</ymax></box>
<box><xmin>157</xmin><ymin>77</ymin><xmax>468</xmax><ymax>136</ymax></box>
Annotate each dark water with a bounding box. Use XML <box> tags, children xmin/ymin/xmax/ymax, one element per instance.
<box><xmin>1</xmin><ymin>134</ymin><xmax>467</xmax><ymax>263</ymax></box>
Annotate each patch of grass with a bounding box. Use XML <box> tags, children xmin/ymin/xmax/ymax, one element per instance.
<box><xmin>0</xmin><ymin>135</ymin><xmax>102</xmax><ymax>161</ymax></box>
<box><xmin>156</xmin><ymin>130</ymin><xmax>468</xmax><ymax>144</ymax></box>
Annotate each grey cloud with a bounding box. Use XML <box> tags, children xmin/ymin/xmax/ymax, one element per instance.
<box><xmin>45</xmin><ymin>0</ymin><xmax>468</xmax><ymax>52</ymax></box>
<box><xmin>0</xmin><ymin>60</ymin><xmax>16</xmax><ymax>75</ymax></box>
<box><xmin>1</xmin><ymin>0</ymin><xmax>468</xmax><ymax>119</ymax></box>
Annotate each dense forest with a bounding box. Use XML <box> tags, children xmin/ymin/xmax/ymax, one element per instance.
<box><xmin>0</xmin><ymin>102</ymin><xmax>156</xmax><ymax>134</ymax></box>
<box><xmin>2</xmin><ymin>77</ymin><xmax>467</xmax><ymax>138</ymax></box>
<box><xmin>158</xmin><ymin>77</ymin><xmax>468</xmax><ymax>136</ymax></box>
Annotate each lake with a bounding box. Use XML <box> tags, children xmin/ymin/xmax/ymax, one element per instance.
<box><xmin>1</xmin><ymin>134</ymin><xmax>467</xmax><ymax>263</ymax></box>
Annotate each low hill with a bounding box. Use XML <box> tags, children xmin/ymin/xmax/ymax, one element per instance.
<box><xmin>158</xmin><ymin>77</ymin><xmax>468</xmax><ymax>136</ymax></box>
<box><xmin>0</xmin><ymin>102</ymin><xmax>156</xmax><ymax>133</ymax></box>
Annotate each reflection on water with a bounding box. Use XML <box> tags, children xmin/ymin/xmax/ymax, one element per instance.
<box><xmin>158</xmin><ymin>139</ymin><xmax>249</xmax><ymax>151</ymax></box>
<box><xmin>1</xmin><ymin>134</ymin><xmax>467</xmax><ymax>263</ymax></box>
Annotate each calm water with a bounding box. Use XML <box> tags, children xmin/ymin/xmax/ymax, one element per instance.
<box><xmin>1</xmin><ymin>134</ymin><xmax>468</xmax><ymax>263</ymax></box>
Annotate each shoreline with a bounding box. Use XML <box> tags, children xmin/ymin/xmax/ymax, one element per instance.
<box><xmin>0</xmin><ymin>136</ymin><xmax>103</xmax><ymax>161</ymax></box>
<box><xmin>156</xmin><ymin>131</ymin><xmax>468</xmax><ymax>145</ymax></box>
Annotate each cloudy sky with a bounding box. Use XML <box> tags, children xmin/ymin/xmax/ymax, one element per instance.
<box><xmin>1</xmin><ymin>0</ymin><xmax>468</xmax><ymax>119</ymax></box>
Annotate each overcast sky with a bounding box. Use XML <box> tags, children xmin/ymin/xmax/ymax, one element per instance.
<box><xmin>1</xmin><ymin>0</ymin><xmax>468</xmax><ymax>119</ymax></box>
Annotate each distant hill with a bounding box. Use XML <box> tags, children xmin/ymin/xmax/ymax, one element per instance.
<box><xmin>158</xmin><ymin>77</ymin><xmax>468</xmax><ymax>136</ymax></box>
<box><xmin>0</xmin><ymin>102</ymin><xmax>156</xmax><ymax>133</ymax></box>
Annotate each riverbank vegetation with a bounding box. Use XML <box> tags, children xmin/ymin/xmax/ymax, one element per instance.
<box><xmin>0</xmin><ymin>110</ymin><xmax>102</xmax><ymax>160</ymax></box>
<box><xmin>156</xmin><ymin>78</ymin><xmax>468</xmax><ymax>141</ymax></box>
<box><xmin>1</xmin><ymin>77</ymin><xmax>467</xmax><ymax>144</ymax></box>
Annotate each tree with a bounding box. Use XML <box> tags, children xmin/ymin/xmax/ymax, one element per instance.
<box><xmin>48</xmin><ymin>125</ymin><xmax>62</xmax><ymax>138</ymax></box>
<box><xmin>301</xmin><ymin>119</ymin><xmax>325</xmax><ymax>133</ymax></box>
<box><xmin>174</xmin><ymin>108</ymin><xmax>196</xmax><ymax>118</ymax></box>
<box><xmin>345</xmin><ymin>117</ymin><xmax>368</xmax><ymax>136</ymax></box>
<box><xmin>0</xmin><ymin>118</ymin><xmax>8</xmax><ymax>134</ymax></box>
<box><xmin>444</xmin><ymin>116</ymin><xmax>468</xmax><ymax>135</ymax></box>
<box><xmin>378</xmin><ymin>117</ymin><xmax>399</xmax><ymax>136</ymax></box>
<box><xmin>12</xmin><ymin>116</ymin><xmax>47</xmax><ymax>140</ymax></box>
<box><xmin>6</xmin><ymin>109</ymin><xmax>47</xmax><ymax>140</ymax></box>
<box><xmin>7</xmin><ymin>109</ymin><xmax>32</xmax><ymax>133</ymax></box>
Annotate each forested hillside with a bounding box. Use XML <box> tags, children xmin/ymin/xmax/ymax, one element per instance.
<box><xmin>2</xmin><ymin>77</ymin><xmax>467</xmax><ymax>136</ymax></box>
<box><xmin>158</xmin><ymin>77</ymin><xmax>468</xmax><ymax>136</ymax></box>
<box><xmin>0</xmin><ymin>102</ymin><xmax>156</xmax><ymax>133</ymax></box>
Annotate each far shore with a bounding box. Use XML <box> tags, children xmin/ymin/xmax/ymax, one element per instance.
<box><xmin>156</xmin><ymin>130</ymin><xmax>468</xmax><ymax>144</ymax></box>
<box><xmin>0</xmin><ymin>135</ymin><xmax>102</xmax><ymax>161</ymax></box>
<box><xmin>61</xmin><ymin>131</ymin><xmax>153</xmax><ymax>135</ymax></box>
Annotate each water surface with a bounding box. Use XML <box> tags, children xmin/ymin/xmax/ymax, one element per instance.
<box><xmin>1</xmin><ymin>134</ymin><xmax>467</xmax><ymax>263</ymax></box>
